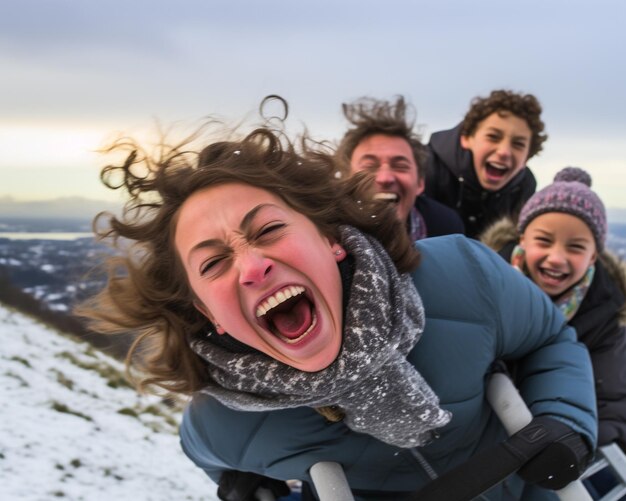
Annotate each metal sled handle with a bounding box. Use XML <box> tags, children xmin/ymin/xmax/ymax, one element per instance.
<box><xmin>310</xmin><ymin>462</ymin><xmax>355</xmax><ymax>501</ymax></box>
<box><xmin>486</xmin><ymin>372</ymin><xmax>592</xmax><ymax>501</ymax></box>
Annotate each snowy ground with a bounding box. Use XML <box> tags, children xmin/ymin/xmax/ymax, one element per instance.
<box><xmin>0</xmin><ymin>303</ymin><xmax>219</xmax><ymax>501</ymax></box>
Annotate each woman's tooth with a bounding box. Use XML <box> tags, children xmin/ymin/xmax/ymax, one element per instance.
<box><xmin>259</xmin><ymin>286</ymin><xmax>305</xmax><ymax>319</ymax></box>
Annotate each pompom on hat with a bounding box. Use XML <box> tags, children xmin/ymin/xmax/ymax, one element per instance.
<box><xmin>518</xmin><ymin>167</ymin><xmax>607</xmax><ymax>251</ymax></box>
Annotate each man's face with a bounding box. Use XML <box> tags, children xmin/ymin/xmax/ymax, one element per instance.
<box><xmin>460</xmin><ymin>112</ymin><xmax>532</xmax><ymax>192</ymax></box>
<box><xmin>349</xmin><ymin>134</ymin><xmax>424</xmax><ymax>223</ymax></box>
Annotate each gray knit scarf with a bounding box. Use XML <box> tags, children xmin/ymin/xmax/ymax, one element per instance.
<box><xmin>190</xmin><ymin>225</ymin><xmax>451</xmax><ymax>448</ymax></box>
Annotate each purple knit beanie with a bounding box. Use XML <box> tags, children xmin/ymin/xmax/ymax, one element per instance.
<box><xmin>518</xmin><ymin>167</ymin><xmax>607</xmax><ymax>250</ymax></box>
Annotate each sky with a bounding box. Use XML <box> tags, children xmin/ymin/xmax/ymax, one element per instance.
<box><xmin>1</xmin><ymin>0</ymin><xmax>626</xmax><ymax>212</ymax></box>
<box><xmin>0</xmin><ymin>303</ymin><xmax>220</xmax><ymax>500</ymax></box>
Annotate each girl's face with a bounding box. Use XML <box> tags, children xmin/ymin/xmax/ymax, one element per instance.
<box><xmin>460</xmin><ymin>112</ymin><xmax>532</xmax><ymax>192</ymax></box>
<box><xmin>174</xmin><ymin>183</ymin><xmax>346</xmax><ymax>372</ymax></box>
<box><xmin>521</xmin><ymin>212</ymin><xmax>597</xmax><ymax>298</ymax></box>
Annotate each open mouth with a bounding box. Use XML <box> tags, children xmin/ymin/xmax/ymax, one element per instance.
<box><xmin>484</xmin><ymin>162</ymin><xmax>509</xmax><ymax>180</ymax></box>
<box><xmin>538</xmin><ymin>267</ymin><xmax>569</xmax><ymax>285</ymax></box>
<box><xmin>373</xmin><ymin>192</ymin><xmax>399</xmax><ymax>204</ymax></box>
<box><xmin>256</xmin><ymin>286</ymin><xmax>317</xmax><ymax>344</ymax></box>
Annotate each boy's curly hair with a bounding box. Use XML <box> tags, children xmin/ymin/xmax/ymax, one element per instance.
<box><xmin>461</xmin><ymin>89</ymin><xmax>548</xmax><ymax>159</ymax></box>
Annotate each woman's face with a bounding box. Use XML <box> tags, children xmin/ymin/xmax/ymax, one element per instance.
<box><xmin>521</xmin><ymin>212</ymin><xmax>597</xmax><ymax>298</ymax></box>
<box><xmin>174</xmin><ymin>183</ymin><xmax>346</xmax><ymax>372</ymax></box>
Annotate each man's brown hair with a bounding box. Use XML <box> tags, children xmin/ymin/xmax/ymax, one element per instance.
<box><xmin>336</xmin><ymin>96</ymin><xmax>427</xmax><ymax>177</ymax></box>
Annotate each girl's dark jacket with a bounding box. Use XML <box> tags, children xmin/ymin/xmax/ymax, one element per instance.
<box><xmin>424</xmin><ymin>124</ymin><xmax>536</xmax><ymax>238</ymax></box>
<box><xmin>482</xmin><ymin>218</ymin><xmax>626</xmax><ymax>451</ymax></box>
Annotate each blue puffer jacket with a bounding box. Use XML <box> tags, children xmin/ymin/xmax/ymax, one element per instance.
<box><xmin>180</xmin><ymin>235</ymin><xmax>597</xmax><ymax>500</ymax></box>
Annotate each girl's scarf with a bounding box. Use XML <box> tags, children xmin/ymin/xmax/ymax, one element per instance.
<box><xmin>190</xmin><ymin>225</ymin><xmax>451</xmax><ymax>448</ymax></box>
<box><xmin>511</xmin><ymin>244</ymin><xmax>595</xmax><ymax>321</ymax></box>
<box><xmin>554</xmin><ymin>266</ymin><xmax>595</xmax><ymax>321</ymax></box>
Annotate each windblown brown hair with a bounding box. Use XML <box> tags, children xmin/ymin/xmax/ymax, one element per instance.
<box><xmin>335</xmin><ymin>96</ymin><xmax>427</xmax><ymax>178</ymax></box>
<box><xmin>461</xmin><ymin>89</ymin><xmax>548</xmax><ymax>159</ymax></box>
<box><xmin>78</xmin><ymin>123</ymin><xmax>419</xmax><ymax>396</ymax></box>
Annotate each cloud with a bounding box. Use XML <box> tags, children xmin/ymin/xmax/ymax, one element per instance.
<box><xmin>1</xmin><ymin>0</ymin><xmax>625</xmax><ymax>205</ymax></box>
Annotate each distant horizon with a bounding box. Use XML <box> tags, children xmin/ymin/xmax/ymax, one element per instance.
<box><xmin>2</xmin><ymin>196</ymin><xmax>626</xmax><ymax>226</ymax></box>
<box><xmin>4</xmin><ymin>190</ymin><xmax>626</xmax><ymax>209</ymax></box>
<box><xmin>0</xmin><ymin>199</ymin><xmax>626</xmax><ymax>227</ymax></box>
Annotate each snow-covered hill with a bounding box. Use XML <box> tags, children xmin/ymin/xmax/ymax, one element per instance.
<box><xmin>0</xmin><ymin>303</ymin><xmax>218</xmax><ymax>501</ymax></box>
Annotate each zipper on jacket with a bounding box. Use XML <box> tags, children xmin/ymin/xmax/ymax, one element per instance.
<box><xmin>408</xmin><ymin>448</ymin><xmax>438</xmax><ymax>481</ymax></box>
<box><xmin>456</xmin><ymin>176</ymin><xmax>464</xmax><ymax>209</ymax></box>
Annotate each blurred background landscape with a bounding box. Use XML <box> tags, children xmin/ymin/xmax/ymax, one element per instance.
<box><xmin>0</xmin><ymin>200</ymin><xmax>223</xmax><ymax>499</ymax></box>
<box><xmin>2</xmin><ymin>198</ymin><xmax>625</xmax><ymax>369</ymax></box>
<box><xmin>2</xmin><ymin>0</ymin><xmax>625</xmax><ymax>499</ymax></box>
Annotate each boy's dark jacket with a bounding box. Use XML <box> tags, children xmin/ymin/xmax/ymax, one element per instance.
<box><xmin>482</xmin><ymin>218</ymin><xmax>626</xmax><ymax>451</ymax></box>
<box><xmin>425</xmin><ymin>124</ymin><xmax>536</xmax><ymax>238</ymax></box>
